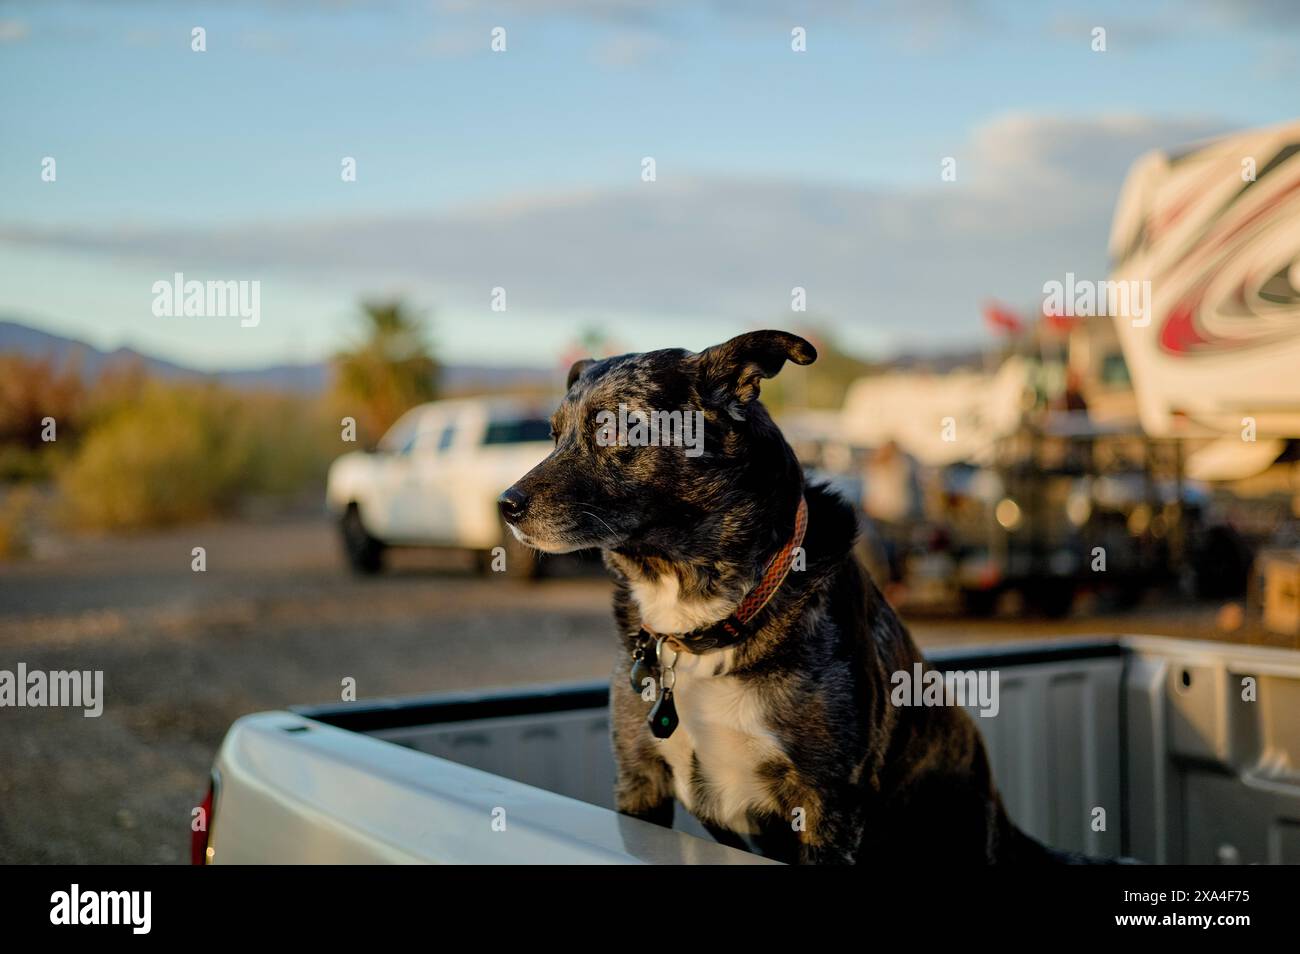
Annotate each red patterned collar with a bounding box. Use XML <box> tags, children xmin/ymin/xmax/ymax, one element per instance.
<box><xmin>642</xmin><ymin>494</ymin><xmax>809</xmax><ymax>655</ymax></box>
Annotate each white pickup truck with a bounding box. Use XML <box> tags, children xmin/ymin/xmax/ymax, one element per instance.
<box><xmin>325</xmin><ymin>398</ymin><xmax>555</xmax><ymax>577</ymax></box>
<box><xmin>196</xmin><ymin>636</ymin><xmax>1300</xmax><ymax>864</ymax></box>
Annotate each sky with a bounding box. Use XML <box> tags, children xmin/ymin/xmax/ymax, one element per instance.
<box><xmin>1</xmin><ymin>0</ymin><xmax>1298</xmax><ymax>372</ymax></box>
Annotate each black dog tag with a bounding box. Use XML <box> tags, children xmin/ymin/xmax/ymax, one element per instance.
<box><xmin>648</xmin><ymin>688</ymin><xmax>678</xmax><ymax>739</ymax></box>
<box><xmin>630</xmin><ymin>652</ymin><xmax>655</xmax><ymax>695</ymax></box>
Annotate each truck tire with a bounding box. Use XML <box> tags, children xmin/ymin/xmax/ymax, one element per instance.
<box><xmin>960</xmin><ymin>588</ymin><xmax>999</xmax><ymax>618</ymax></box>
<box><xmin>1192</xmin><ymin>524</ymin><xmax>1251</xmax><ymax>599</ymax></box>
<box><xmin>340</xmin><ymin>504</ymin><xmax>385</xmax><ymax>575</ymax></box>
<box><xmin>1025</xmin><ymin>580</ymin><xmax>1075</xmax><ymax>619</ymax></box>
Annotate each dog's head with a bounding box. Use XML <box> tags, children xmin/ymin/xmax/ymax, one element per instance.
<box><xmin>499</xmin><ymin>330</ymin><xmax>816</xmax><ymax>556</ymax></box>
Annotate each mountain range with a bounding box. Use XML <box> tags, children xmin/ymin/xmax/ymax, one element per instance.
<box><xmin>0</xmin><ymin>318</ymin><xmax>557</xmax><ymax>395</ymax></box>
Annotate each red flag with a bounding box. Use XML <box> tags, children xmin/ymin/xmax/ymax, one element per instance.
<box><xmin>1042</xmin><ymin>310</ymin><xmax>1080</xmax><ymax>333</ymax></box>
<box><xmin>982</xmin><ymin>300</ymin><xmax>1024</xmax><ymax>335</ymax></box>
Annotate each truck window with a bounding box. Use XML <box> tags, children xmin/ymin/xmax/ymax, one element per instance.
<box><xmin>407</xmin><ymin>422</ymin><xmax>454</xmax><ymax>454</ymax></box>
<box><xmin>482</xmin><ymin>418</ymin><xmax>553</xmax><ymax>446</ymax></box>
<box><xmin>379</xmin><ymin>415</ymin><xmax>451</xmax><ymax>455</ymax></box>
<box><xmin>379</xmin><ymin>414</ymin><xmax>421</xmax><ymax>453</ymax></box>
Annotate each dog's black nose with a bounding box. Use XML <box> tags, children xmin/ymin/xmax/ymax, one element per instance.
<box><xmin>498</xmin><ymin>487</ymin><xmax>530</xmax><ymax>524</ymax></box>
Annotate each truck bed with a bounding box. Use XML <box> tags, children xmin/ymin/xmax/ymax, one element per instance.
<box><xmin>205</xmin><ymin>636</ymin><xmax>1300</xmax><ymax>864</ymax></box>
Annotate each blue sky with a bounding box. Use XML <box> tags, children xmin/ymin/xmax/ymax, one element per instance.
<box><xmin>1</xmin><ymin>0</ymin><xmax>1298</xmax><ymax>371</ymax></box>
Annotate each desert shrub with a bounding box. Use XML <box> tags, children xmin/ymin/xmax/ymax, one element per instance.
<box><xmin>0</xmin><ymin>485</ymin><xmax>38</xmax><ymax>559</ymax></box>
<box><xmin>233</xmin><ymin>391</ymin><xmax>336</xmax><ymax>498</ymax></box>
<box><xmin>60</xmin><ymin>384</ymin><xmax>243</xmax><ymax>528</ymax></box>
<box><xmin>0</xmin><ymin>354</ymin><xmax>85</xmax><ymax>481</ymax></box>
<box><xmin>59</xmin><ymin>382</ymin><xmax>333</xmax><ymax>530</ymax></box>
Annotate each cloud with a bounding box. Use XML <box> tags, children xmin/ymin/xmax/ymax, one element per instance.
<box><xmin>592</xmin><ymin>28</ymin><xmax>670</xmax><ymax>67</ymax></box>
<box><xmin>0</xmin><ymin>19</ymin><xmax>29</xmax><ymax>43</ymax></box>
<box><xmin>1195</xmin><ymin>0</ymin><xmax>1300</xmax><ymax>27</ymax></box>
<box><xmin>422</xmin><ymin>28</ymin><xmax>486</xmax><ymax>59</ymax></box>
<box><xmin>433</xmin><ymin>0</ymin><xmax>669</xmax><ymax>29</ymax></box>
<box><xmin>470</xmin><ymin>0</ymin><xmax>1300</xmax><ymax>31</ymax></box>
<box><xmin>0</xmin><ymin>113</ymin><xmax>1234</xmax><ymax>351</ymax></box>
<box><xmin>1050</xmin><ymin>0</ymin><xmax>1300</xmax><ymax>45</ymax></box>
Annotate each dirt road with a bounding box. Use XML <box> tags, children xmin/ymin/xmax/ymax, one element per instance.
<box><xmin>0</xmin><ymin>515</ymin><xmax>1282</xmax><ymax>863</ymax></box>
<box><xmin>0</xmin><ymin>516</ymin><xmax>618</xmax><ymax>863</ymax></box>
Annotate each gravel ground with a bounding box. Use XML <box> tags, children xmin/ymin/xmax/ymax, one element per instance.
<box><xmin>0</xmin><ymin>515</ymin><xmax>1292</xmax><ymax>863</ymax></box>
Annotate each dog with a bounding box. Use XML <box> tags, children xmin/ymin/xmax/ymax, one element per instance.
<box><xmin>499</xmin><ymin>330</ymin><xmax>1072</xmax><ymax>864</ymax></box>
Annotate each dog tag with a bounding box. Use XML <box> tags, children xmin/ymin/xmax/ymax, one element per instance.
<box><xmin>648</xmin><ymin>688</ymin><xmax>678</xmax><ymax>739</ymax></box>
<box><xmin>630</xmin><ymin>652</ymin><xmax>654</xmax><ymax>694</ymax></box>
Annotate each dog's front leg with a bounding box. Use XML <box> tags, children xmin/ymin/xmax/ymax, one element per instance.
<box><xmin>767</xmin><ymin>768</ymin><xmax>865</xmax><ymax>864</ymax></box>
<box><xmin>615</xmin><ymin>773</ymin><xmax>674</xmax><ymax>828</ymax></box>
<box><xmin>797</xmin><ymin>804</ymin><xmax>865</xmax><ymax>865</ymax></box>
<box><xmin>610</xmin><ymin>678</ymin><xmax>675</xmax><ymax>828</ymax></box>
<box><xmin>799</xmin><ymin>835</ymin><xmax>859</xmax><ymax>865</ymax></box>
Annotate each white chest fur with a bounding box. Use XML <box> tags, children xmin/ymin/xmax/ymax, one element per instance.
<box><xmin>629</xmin><ymin>576</ymin><xmax>786</xmax><ymax>833</ymax></box>
<box><xmin>657</xmin><ymin>652</ymin><xmax>785</xmax><ymax>832</ymax></box>
<box><xmin>629</xmin><ymin>574</ymin><xmax>733</xmax><ymax>635</ymax></box>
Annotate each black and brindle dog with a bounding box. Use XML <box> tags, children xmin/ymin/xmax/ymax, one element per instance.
<box><xmin>499</xmin><ymin>330</ymin><xmax>1072</xmax><ymax>865</ymax></box>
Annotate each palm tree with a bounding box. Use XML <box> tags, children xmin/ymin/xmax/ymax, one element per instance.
<box><xmin>331</xmin><ymin>300</ymin><xmax>439</xmax><ymax>444</ymax></box>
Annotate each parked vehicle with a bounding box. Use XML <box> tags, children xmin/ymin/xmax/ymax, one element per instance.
<box><xmin>1108</xmin><ymin>119</ymin><xmax>1300</xmax><ymax>454</ymax></box>
<box><xmin>948</xmin><ymin>416</ymin><xmax>1232</xmax><ymax>616</ymax></box>
<box><xmin>325</xmin><ymin>398</ymin><xmax>555</xmax><ymax>577</ymax></box>
<box><xmin>843</xmin><ymin>415</ymin><xmax>1235</xmax><ymax>618</ymax></box>
<box><xmin>197</xmin><ymin>636</ymin><xmax>1300</xmax><ymax>864</ymax></box>
<box><xmin>1106</xmin><ymin>121</ymin><xmax>1300</xmax><ymax>609</ymax></box>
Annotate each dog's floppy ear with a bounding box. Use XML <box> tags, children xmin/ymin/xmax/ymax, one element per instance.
<box><xmin>697</xmin><ymin>331</ymin><xmax>816</xmax><ymax>416</ymax></box>
<box><xmin>566</xmin><ymin>358</ymin><xmax>595</xmax><ymax>391</ymax></box>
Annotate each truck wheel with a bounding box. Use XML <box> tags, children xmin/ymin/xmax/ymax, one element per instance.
<box><xmin>1026</xmin><ymin>581</ymin><xmax>1075</xmax><ymax>619</ymax></box>
<box><xmin>1192</xmin><ymin>525</ymin><xmax>1251</xmax><ymax>599</ymax></box>
<box><xmin>960</xmin><ymin>588</ymin><xmax>999</xmax><ymax>618</ymax></box>
<box><xmin>1107</xmin><ymin>581</ymin><xmax>1145</xmax><ymax>611</ymax></box>
<box><xmin>340</xmin><ymin>504</ymin><xmax>385</xmax><ymax>575</ymax></box>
